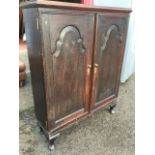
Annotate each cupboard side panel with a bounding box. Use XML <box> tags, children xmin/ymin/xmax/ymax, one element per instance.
<box><xmin>23</xmin><ymin>8</ymin><xmax>47</xmax><ymax>128</ymax></box>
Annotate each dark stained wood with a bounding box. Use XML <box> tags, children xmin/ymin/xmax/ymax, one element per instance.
<box><xmin>19</xmin><ymin>8</ymin><xmax>24</xmax><ymax>39</ymax></box>
<box><xmin>23</xmin><ymin>8</ymin><xmax>47</xmax><ymax>129</ymax></box>
<box><xmin>90</xmin><ymin>13</ymin><xmax>129</xmax><ymax>110</ymax></box>
<box><xmin>20</xmin><ymin>0</ymin><xmax>132</xmax><ymax>13</ymax></box>
<box><xmin>51</xmin><ymin>0</ymin><xmax>81</xmax><ymax>3</ymax></box>
<box><xmin>21</xmin><ymin>0</ymin><xmax>131</xmax><ymax>144</ymax></box>
<box><xmin>40</xmin><ymin>8</ymin><xmax>94</xmax><ymax>129</ymax></box>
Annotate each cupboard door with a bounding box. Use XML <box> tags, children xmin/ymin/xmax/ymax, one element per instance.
<box><xmin>40</xmin><ymin>9</ymin><xmax>94</xmax><ymax>129</ymax></box>
<box><xmin>91</xmin><ymin>13</ymin><xmax>129</xmax><ymax>110</ymax></box>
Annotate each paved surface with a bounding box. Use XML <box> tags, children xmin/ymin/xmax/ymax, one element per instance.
<box><xmin>19</xmin><ymin>50</ymin><xmax>135</xmax><ymax>155</ymax></box>
<box><xmin>19</xmin><ymin>50</ymin><xmax>32</xmax><ymax>111</ymax></box>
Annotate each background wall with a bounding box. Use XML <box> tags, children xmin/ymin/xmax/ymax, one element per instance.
<box><xmin>94</xmin><ymin>0</ymin><xmax>132</xmax><ymax>8</ymax></box>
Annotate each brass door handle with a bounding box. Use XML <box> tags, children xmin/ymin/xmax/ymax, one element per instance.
<box><xmin>87</xmin><ymin>65</ymin><xmax>92</xmax><ymax>75</ymax></box>
<box><xmin>94</xmin><ymin>64</ymin><xmax>99</xmax><ymax>74</ymax></box>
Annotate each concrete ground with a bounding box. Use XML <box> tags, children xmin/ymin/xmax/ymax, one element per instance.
<box><xmin>19</xmin><ymin>48</ymin><xmax>135</xmax><ymax>155</ymax></box>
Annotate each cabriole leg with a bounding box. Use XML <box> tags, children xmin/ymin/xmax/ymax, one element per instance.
<box><xmin>48</xmin><ymin>133</ymin><xmax>60</xmax><ymax>151</ymax></box>
<box><xmin>108</xmin><ymin>103</ymin><xmax>117</xmax><ymax>114</ymax></box>
<box><xmin>39</xmin><ymin>126</ymin><xmax>43</xmax><ymax>133</ymax></box>
<box><xmin>48</xmin><ymin>139</ymin><xmax>55</xmax><ymax>151</ymax></box>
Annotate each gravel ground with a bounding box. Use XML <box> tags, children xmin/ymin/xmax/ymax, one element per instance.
<box><xmin>19</xmin><ymin>50</ymin><xmax>135</xmax><ymax>155</ymax></box>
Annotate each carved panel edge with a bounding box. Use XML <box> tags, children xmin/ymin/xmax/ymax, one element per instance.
<box><xmin>53</xmin><ymin>26</ymin><xmax>86</xmax><ymax>57</ymax></box>
<box><xmin>101</xmin><ymin>25</ymin><xmax>122</xmax><ymax>52</ymax></box>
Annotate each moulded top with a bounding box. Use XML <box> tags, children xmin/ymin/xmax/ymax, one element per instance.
<box><xmin>20</xmin><ymin>0</ymin><xmax>132</xmax><ymax>13</ymax></box>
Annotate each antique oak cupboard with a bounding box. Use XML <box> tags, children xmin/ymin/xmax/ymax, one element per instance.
<box><xmin>21</xmin><ymin>0</ymin><xmax>131</xmax><ymax>150</ymax></box>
